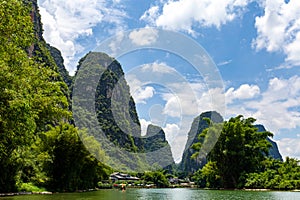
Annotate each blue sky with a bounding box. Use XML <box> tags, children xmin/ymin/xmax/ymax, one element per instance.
<box><xmin>38</xmin><ymin>0</ymin><xmax>300</xmax><ymax>162</ymax></box>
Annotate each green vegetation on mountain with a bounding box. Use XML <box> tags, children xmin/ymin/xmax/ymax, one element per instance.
<box><xmin>143</xmin><ymin>124</ymin><xmax>174</xmax><ymax>171</ymax></box>
<box><xmin>0</xmin><ymin>0</ymin><xmax>110</xmax><ymax>192</ymax></box>
<box><xmin>73</xmin><ymin>52</ymin><xmax>150</xmax><ymax>172</ymax></box>
<box><xmin>73</xmin><ymin>52</ymin><xmax>174</xmax><ymax>171</ymax></box>
<box><xmin>1</xmin><ymin>0</ymin><xmax>299</xmax><ymax>194</ymax></box>
<box><xmin>180</xmin><ymin>112</ymin><xmax>283</xmax><ymax>179</ymax></box>
<box><xmin>191</xmin><ymin>115</ymin><xmax>300</xmax><ymax>190</ymax></box>
<box><xmin>179</xmin><ymin>111</ymin><xmax>223</xmax><ymax>175</ymax></box>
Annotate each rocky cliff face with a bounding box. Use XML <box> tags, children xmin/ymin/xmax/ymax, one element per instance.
<box><xmin>179</xmin><ymin>111</ymin><xmax>223</xmax><ymax>175</ymax></box>
<box><xmin>143</xmin><ymin>124</ymin><xmax>174</xmax><ymax>169</ymax></box>
<box><xmin>255</xmin><ymin>124</ymin><xmax>283</xmax><ymax>161</ymax></box>
<box><xmin>27</xmin><ymin>0</ymin><xmax>72</xmax><ymax>88</ymax></box>
<box><xmin>73</xmin><ymin>52</ymin><xmax>175</xmax><ymax>171</ymax></box>
<box><xmin>47</xmin><ymin>45</ymin><xmax>73</xmax><ymax>88</ymax></box>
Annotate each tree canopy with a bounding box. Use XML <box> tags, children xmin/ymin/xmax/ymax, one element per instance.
<box><xmin>192</xmin><ymin>115</ymin><xmax>273</xmax><ymax>189</ymax></box>
<box><xmin>0</xmin><ymin>0</ymin><xmax>110</xmax><ymax>192</ymax></box>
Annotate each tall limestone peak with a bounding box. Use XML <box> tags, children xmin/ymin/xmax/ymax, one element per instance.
<box><xmin>73</xmin><ymin>52</ymin><xmax>149</xmax><ymax>171</ymax></box>
<box><xmin>179</xmin><ymin>111</ymin><xmax>223</xmax><ymax>175</ymax></box>
<box><xmin>179</xmin><ymin>111</ymin><xmax>283</xmax><ymax>175</ymax></box>
<box><xmin>26</xmin><ymin>0</ymin><xmax>72</xmax><ymax>88</ymax></box>
<box><xmin>73</xmin><ymin>52</ymin><xmax>176</xmax><ymax>171</ymax></box>
<box><xmin>255</xmin><ymin>124</ymin><xmax>283</xmax><ymax>161</ymax></box>
<box><xmin>143</xmin><ymin>124</ymin><xmax>174</xmax><ymax>169</ymax></box>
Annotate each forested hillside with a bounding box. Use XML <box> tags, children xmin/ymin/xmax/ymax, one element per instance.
<box><xmin>1</xmin><ymin>0</ymin><xmax>299</xmax><ymax>193</ymax></box>
<box><xmin>0</xmin><ymin>0</ymin><xmax>110</xmax><ymax>192</ymax></box>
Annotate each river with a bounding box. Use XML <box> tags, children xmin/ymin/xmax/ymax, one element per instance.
<box><xmin>1</xmin><ymin>188</ymin><xmax>300</xmax><ymax>200</ymax></box>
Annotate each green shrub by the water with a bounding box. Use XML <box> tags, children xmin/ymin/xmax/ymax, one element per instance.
<box><xmin>18</xmin><ymin>183</ymin><xmax>46</xmax><ymax>192</ymax></box>
<box><xmin>97</xmin><ymin>182</ymin><xmax>112</xmax><ymax>189</ymax></box>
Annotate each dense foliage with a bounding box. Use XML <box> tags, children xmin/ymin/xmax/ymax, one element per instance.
<box><xmin>192</xmin><ymin>116</ymin><xmax>273</xmax><ymax>189</ymax></box>
<box><xmin>2</xmin><ymin>0</ymin><xmax>298</xmax><ymax>193</ymax></box>
<box><xmin>179</xmin><ymin>111</ymin><xmax>223</xmax><ymax>175</ymax></box>
<box><xmin>142</xmin><ymin>171</ymin><xmax>169</xmax><ymax>188</ymax></box>
<box><xmin>245</xmin><ymin>157</ymin><xmax>300</xmax><ymax>190</ymax></box>
<box><xmin>73</xmin><ymin>52</ymin><xmax>150</xmax><ymax>172</ymax></box>
<box><xmin>0</xmin><ymin>0</ymin><xmax>110</xmax><ymax>192</ymax></box>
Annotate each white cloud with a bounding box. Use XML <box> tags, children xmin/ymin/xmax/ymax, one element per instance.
<box><xmin>277</xmin><ymin>138</ymin><xmax>300</xmax><ymax>159</ymax></box>
<box><xmin>125</xmin><ymin>74</ymin><xmax>155</xmax><ymax>104</ymax></box>
<box><xmin>253</xmin><ymin>0</ymin><xmax>300</xmax><ymax>67</ymax></box>
<box><xmin>38</xmin><ymin>0</ymin><xmax>127</xmax><ymax>75</ymax></box>
<box><xmin>141</xmin><ymin>62</ymin><xmax>176</xmax><ymax>74</ymax></box>
<box><xmin>226</xmin><ymin>84</ymin><xmax>260</xmax><ymax>104</ymax></box>
<box><xmin>140</xmin><ymin>6</ymin><xmax>160</xmax><ymax>25</ymax></box>
<box><xmin>129</xmin><ymin>28</ymin><xmax>159</xmax><ymax>46</ymax></box>
<box><xmin>133</xmin><ymin>86</ymin><xmax>155</xmax><ymax>104</ymax></box>
<box><xmin>218</xmin><ymin>59</ymin><xmax>233</xmax><ymax>66</ymax></box>
<box><xmin>285</xmin><ymin>32</ymin><xmax>300</xmax><ymax>66</ymax></box>
<box><xmin>163</xmin><ymin>123</ymin><xmax>183</xmax><ymax>162</ymax></box>
<box><xmin>161</xmin><ymin>81</ymin><xmax>226</xmax><ymax>119</ymax></box>
<box><xmin>163</xmin><ymin>123</ymin><xmax>180</xmax><ymax>143</ymax></box>
<box><xmin>141</xmin><ymin>0</ymin><xmax>252</xmax><ymax>34</ymax></box>
<box><xmin>161</xmin><ymin>82</ymin><xmax>203</xmax><ymax>117</ymax></box>
<box><xmin>162</xmin><ymin>94</ymin><xmax>182</xmax><ymax>118</ymax></box>
<box><xmin>225</xmin><ymin>76</ymin><xmax>300</xmax><ymax>134</ymax></box>
<box><xmin>108</xmin><ymin>31</ymin><xmax>125</xmax><ymax>56</ymax></box>
<box><xmin>140</xmin><ymin>119</ymin><xmax>152</xmax><ymax>136</ymax></box>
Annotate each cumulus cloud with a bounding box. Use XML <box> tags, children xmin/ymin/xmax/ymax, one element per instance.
<box><xmin>141</xmin><ymin>62</ymin><xmax>176</xmax><ymax>74</ymax></box>
<box><xmin>38</xmin><ymin>0</ymin><xmax>127</xmax><ymax>75</ymax></box>
<box><xmin>161</xmin><ymin>82</ymin><xmax>204</xmax><ymax>117</ymax></box>
<box><xmin>133</xmin><ymin>86</ymin><xmax>155</xmax><ymax>104</ymax></box>
<box><xmin>162</xmin><ymin>93</ymin><xmax>182</xmax><ymax>118</ymax></box>
<box><xmin>141</xmin><ymin>0</ymin><xmax>252</xmax><ymax>34</ymax></box>
<box><xmin>226</xmin><ymin>84</ymin><xmax>260</xmax><ymax>104</ymax></box>
<box><xmin>125</xmin><ymin>74</ymin><xmax>155</xmax><ymax>104</ymax></box>
<box><xmin>140</xmin><ymin>119</ymin><xmax>152</xmax><ymax>136</ymax></box>
<box><xmin>140</xmin><ymin>6</ymin><xmax>160</xmax><ymax>25</ymax></box>
<box><xmin>253</xmin><ymin>0</ymin><xmax>300</xmax><ymax>67</ymax></box>
<box><xmin>129</xmin><ymin>28</ymin><xmax>159</xmax><ymax>46</ymax></box>
<box><xmin>249</xmin><ymin>76</ymin><xmax>300</xmax><ymax>132</ymax></box>
<box><xmin>277</xmin><ymin>138</ymin><xmax>300</xmax><ymax>159</ymax></box>
<box><xmin>163</xmin><ymin>123</ymin><xmax>183</xmax><ymax>162</ymax></box>
<box><xmin>225</xmin><ymin>76</ymin><xmax>300</xmax><ymax>134</ymax></box>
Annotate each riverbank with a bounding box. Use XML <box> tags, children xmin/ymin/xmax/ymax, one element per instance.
<box><xmin>0</xmin><ymin>191</ymin><xmax>52</xmax><ymax>197</ymax></box>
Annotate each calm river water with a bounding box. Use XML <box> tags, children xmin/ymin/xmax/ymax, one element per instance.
<box><xmin>1</xmin><ymin>188</ymin><xmax>300</xmax><ymax>200</ymax></box>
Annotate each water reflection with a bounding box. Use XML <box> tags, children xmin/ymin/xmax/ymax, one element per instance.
<box><xmin>1</xmin><ymin>189</ymin><xmax>300</xmax><ymax>200</ymax></box>
<box><xmin>135</xmin><ymin>188</ymin><xmax>206</xmax><ymax>200</ymax></box>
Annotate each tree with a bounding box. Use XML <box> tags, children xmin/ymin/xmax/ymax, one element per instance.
<box><xmin>192</xmin><ymin>115</ymin><xmax>273</xmax><ymax>188</ymax></box>
<box><xmin>192</xmin><ymin>161</ymin><xmax>221</xmax><ymax>188</ymax></box>
<box><xmin>0</xmin><ymin>0</ymin><xmax>69</xmax><ymax>192</ymax></box>
<box><xmin>245</xmin><ymin>157</ymin><xmax>300</xmax><ymax>190</ymax></box>
<box><xmin>142</xmin><ymin>171</ymin><xmax>169</xmax><ymax>188</ymax></box>
<box><xmin>39</xmin><ymin>123</ymin><xmax>110</xmax><ymax>191</ymax></box>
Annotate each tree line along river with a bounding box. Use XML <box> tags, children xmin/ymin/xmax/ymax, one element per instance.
<box><xmin>1</xmin><ymin>188</ymin><xmax>300</xmax><ymax>200</ymax></box>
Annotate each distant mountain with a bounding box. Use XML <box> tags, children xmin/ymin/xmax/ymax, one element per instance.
<box><xmin>255</xmin><ymin>124</ymin><xmax>283</xmax><ymax>161</ymax></box>
<box><xmin>73</xmin><ymin>52</ymin><xmax>175</xmax><ymax>171</ymax></box>
<box><xmin>143</xmin><ymin>124</ymin><xmax>174</xmax><ymax>169</ymax></box>
<box><xmin>178</xmin><ymin>111</ymin><xmax>283</xmax><ymax>175</ymax></box>
<box><xmin>178</xmin><ymin>111</ymin><xmax>223</xmax><ymax>175</ymax></box>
